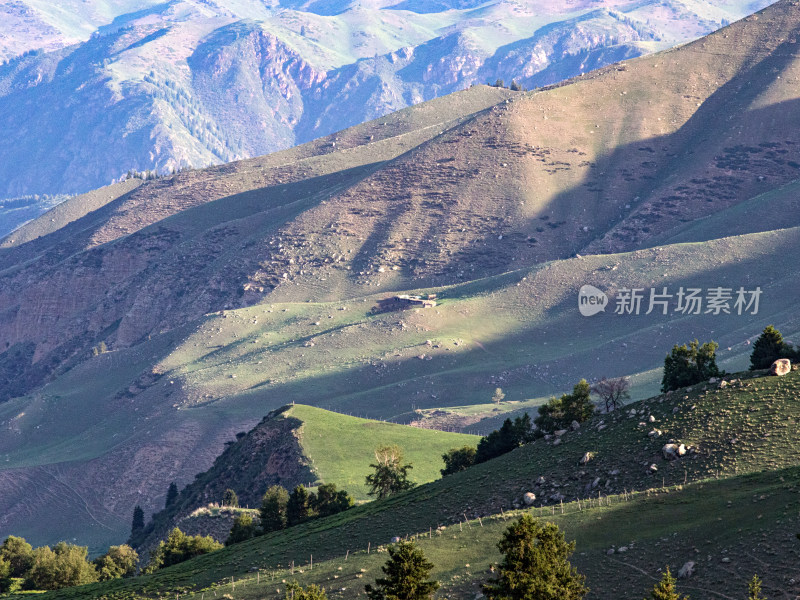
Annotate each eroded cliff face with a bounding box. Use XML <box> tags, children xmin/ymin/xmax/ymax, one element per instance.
<box><xmin>129</xmin><ymin>408</ymin><xmax>315</xmax><ymax>555</ymax></box>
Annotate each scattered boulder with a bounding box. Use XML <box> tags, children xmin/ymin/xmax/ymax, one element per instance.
<box><xmin>571</xmin><ymin>420</ymin><xmax>581</xmax><ymax>431</ymax></box>
<box><xmin>771</xmin><ymin>358</ymin><xmax>791</xmax><ymax>376</ymax></box>
<box><xmin>662</xmin><ymin>443</ymin><xmax>687</xmax><ymax>460</ymax></box>
<box><xmin>552</xmin><ymin>438</ymin><xmax>562</xmax><ymax>446</ymax></box>
<box><xmin>579</xmin><ymin>452</ymin><xmax>595</xmax><ymax>465</ymax></box>
<box><xmin>391</xmin><ymin>536</ymin><xmax>401</xmax><ymax>543</ymax></box>
<box><xmin>617</xmin><ymin>546</ymin><xmax>628</xmax><ymax>553</ymax></box>
<box><xmin>606</xmin><ymin>548</ymin><xmax>615</xmax><ymax>555</ymax></box>
<box><xmin>648</xmin><ymin>429</ymin><xmax>662</xmax><ymax>438</ymax></box>
<box><xmin>678</xmin><ymin>561</ymin><xmax>695</xmax><ymax>579</ymax></box>
<box><xmin>554</xmin><ymin>429</ymin><xmax>568</xmax><ymax>437</ymax></box>
<box><xmin>649</xmin><ymin>464</ymin><xmax>658</xmax><ymax>473</ymax></box>
<box><xmin>648</xmin><ymin>415</ymin><xmax>656</xmax><ymax>423</ymax></box>
<box><xmin>523</xmin><ymin>492</ymin><xmax>537</xmax><ymax>506</ymax></box>
<box><xmin>536</xmin><ymin>476</ymin><xmax>546</xmax><ymax>485</ymax></box>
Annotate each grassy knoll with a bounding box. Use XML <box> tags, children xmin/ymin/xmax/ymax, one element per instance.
<box><xmin>288</xmin><ymin>405</ymin><xmax>478</xmax><ymax>500</ymax></box>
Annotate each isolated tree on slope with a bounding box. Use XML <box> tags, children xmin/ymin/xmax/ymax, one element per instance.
<box><xmin>492</xmin><ymin>387</ymin><xmax>506</xmax><ymax>405</ymax></box>
<box><xmin>130</xmin><ymin>506</ymin><xmax>145</xmax><ymax>537</ymax></box>
<box><xmin>646</xmin><ymin>567</ymin><xmax>687</xmax><ymax>600</ymax></box>
<box><xmin>750</xmin><ymin>325</ymin><xmax>793</xmax><ymax>370</ymax></box>
<box><xmin>366</xmin><ymin>445</ymin><xmax>415</xmax><ymax>499</ymax></box>
<box><xmin>591</xmin><ymin>376</ymin><xmax>630</xmax><ymax>412</ymax></box>
<box><xmin>165</xmin><ymin>482</ymin><xmax>179</xmax><ymax>508</ymax></box>
<box><xmin>223</xmin><ymin>488</ymin><xmax>239</xmax><ymax>508</ymax></box>
<box><xmin>483</xmin><ymin>514</ymin><xmax>587</xmax><ymax>600</ymax></box>
<box><xmin>365</xmin><ymin>541</ymin><xmax>439</xmax><ymax>600</ymax></box>
<box><xmin>748</xmin><ymin>575</ymin><xmax>766</xmax><ymax>600</ymax></box>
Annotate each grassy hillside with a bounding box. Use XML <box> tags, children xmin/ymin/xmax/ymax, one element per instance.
<box><xmin>28</xmin><ymin>368</ymin><xmax>800</xmax><ymax>599</ymax></box>
<box><xmin>3</xmin><ymin>0</ymin><xmax>800</xmax><ymax>552</ymax></box>
<box><xmin>129</xmin><ymin>404</ymin><xmax>478</xmax><ymax>551</ymax></box>
<box><xmin>290</xmin><ymin>405</ymin><xmax>478</xmax><ymax>499</ymax></box>
<box><xmin>3</xmin><ymin>223</ymin><xmax>800</xmax><ymax>550</ymax></box>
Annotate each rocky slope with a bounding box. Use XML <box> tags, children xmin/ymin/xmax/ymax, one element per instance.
<box><xmin>128</xmin><ymin>406</ymin><xmax>314</xmax><ymax>553</ymax></box>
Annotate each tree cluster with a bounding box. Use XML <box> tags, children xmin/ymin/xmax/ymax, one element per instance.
<box><xmin>0</xmin><ymin>535</ymin><xmax>137</xmax><ymax>592</ymax></box>
<box><xmin>661</xmin><ymin>340</ymin><xmax>721</xmax><ymax>392</ymax></box>
<box><xmin>254</xmin><ymin>483</ymin><xmax>354</xmax><ymax>540</ymax></box>
<box><xmin>534</xmin><ymin>380</ymin><xmax>594</xmax><ymax>433</ymax></box>
<box><xmin>440</xmin><ymin>446</ymin><xmax>477</xmax><ymax>477</ymax></box>
<box><xmin>476</xmin><ymin>413</ymin><xmax>536</xmax><ymax>463</ymax></box>
<box><xmin>145</xmin><ymin>528</ymin><xmax>222</xmax><ymax>573</ymax></box>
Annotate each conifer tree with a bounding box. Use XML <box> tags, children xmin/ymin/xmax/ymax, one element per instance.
<box><xmin>131</xmin><ymin>506</ymin><xmax>145</xmax><ymax>537</ymax></box>
<box><xmin>646</xmin><ymin>567</ymin><xmax>687</xmax><ymax>600</ymax></box>
<box><xmin>748</xmin><ymin>575</ymin><xmax>766</xmax><ymax>600</ymax></box>
<box><xmin>287</xmin><ymin>486</ymin><xmax>313</xmax><ymax>525</ymax></box>
<box><xmin>750</xmin><ymin>325</ymin><xmax>793</xmax><ymax>370</ymax></box>
<box><xmin>260</xmin><ymin>485</ymin><xmax>289</xmax><ymax>533</ymax></box>
<box><xmin>483</xmin><ymin>515</ymin><xmax>587</xmax><ymax>600</ymax></box>
<box><xmin>365</xmin><ymin>541</ymin><xmax>439</xmax><ymax>600</ymax></box>
<box><xmin>165</xmin><ymin>482</ymin><xmax>178</xmax><ymax>508</ymax></box>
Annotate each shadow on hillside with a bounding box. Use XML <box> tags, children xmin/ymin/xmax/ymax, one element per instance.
<box><xmin>543</xmin><ymin>27</ymin><xmax>800</xmax><ymax>254</ymax></box>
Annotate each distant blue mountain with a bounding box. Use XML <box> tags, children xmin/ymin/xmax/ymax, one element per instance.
<box><xmin>0</xmin><ymin>0</ymin><xmax>774</xmax><ymax>205</ymax></box>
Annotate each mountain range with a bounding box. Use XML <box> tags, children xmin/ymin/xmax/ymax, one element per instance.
<box><xmin>0</xmin><ymin>0</ymin><xmax>773</xmax><ymax>220</ymax></box>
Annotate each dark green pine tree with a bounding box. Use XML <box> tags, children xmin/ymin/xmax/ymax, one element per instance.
<box><xmin>483</xmin><ymin>514</ymin><xmax>588</xmax><ymax>600</ymax></box>
<box><xmin>646</xmin><ymin>567</ymin><xmax>687</xmax><ymax>600</ymax></box>
<box><xmin>260</xmin><ymin>485</ymin><xmax>289</xmax><ymax>533</ymax></box>
<box><xmin>165</xmin><ymin>482</ymin><xmax>179</xmax><ymax>508</ymax></box>
<box><xmin>131</xmin><ymin>505</ymin><xmax>145</xmax><ymax>536</ymax></box>
<box><xmin>365</xmin><ymin>541</ymin><xmax>439</xmax><ymax>600</ymax></box>
<box><xmin>750</xmin><ymin>325</ymin><xmax>793</xmax><ymax>370</ymax></box>
<box><xmin>287</xmin><ymin>486</ymin><xmax>313</xmax><ymax>526</ymax></box>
